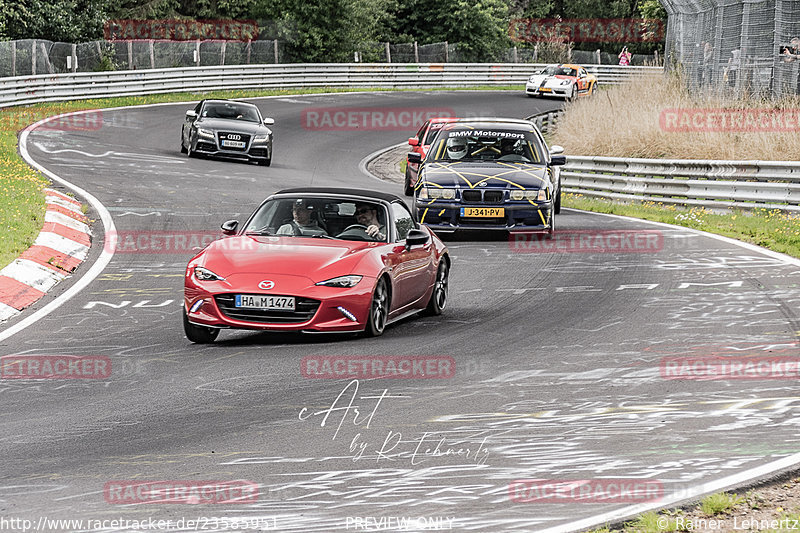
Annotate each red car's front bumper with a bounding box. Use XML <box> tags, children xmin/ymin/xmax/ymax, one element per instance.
<box><xmin>185</xmin><ymin>273</ymin><xmax>375</xmax><ymax>333</ymax></box>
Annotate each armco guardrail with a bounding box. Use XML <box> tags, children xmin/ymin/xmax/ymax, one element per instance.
<box><xmin>0</xmin><ymin>63</ymin><xmax>660</xmax><ymax>108</ymax></box>
<box><xmin>529</xmin><ymin>110</ymin><xmax>800</xmax><ymax>212</ymax></box>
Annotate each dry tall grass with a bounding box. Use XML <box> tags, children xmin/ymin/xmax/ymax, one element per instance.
<box><xmin>552</xmin><ymin>74</ymin><xmax>800</xmax><ymax>160</ymax></box>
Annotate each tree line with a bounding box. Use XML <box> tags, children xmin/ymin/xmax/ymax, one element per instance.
<box><xmin>0</xmin><ymin>0</ymin><xmax>667</xmax><ymax>62</ymax></box>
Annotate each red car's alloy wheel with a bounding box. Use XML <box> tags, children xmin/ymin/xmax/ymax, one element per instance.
<box><xmin>366</xmin><ymin>277</ymin><xmax>389</xmax><ymax>336</ymax></box>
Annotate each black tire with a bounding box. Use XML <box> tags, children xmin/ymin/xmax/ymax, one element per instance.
<box><xmin>183</xmin><ymin>308</ymin><xmax>219</xmax><ymax>343</ymax></box>
<box><xmin>424</xmin><ymin>260</ymin><xmax>449</xmax><ymax>316</ymax></box>
<box><xmin>568</xmin><ymin>85</ymin><xmax>577</xmax><ymax>102</ymax></box>
<box><xmin>554</xmin><ymin>185</ymin><xmax>562</xmax><ymax>214</ymax></box>
<box><xmin>546</xmin><ymin>211</ymin><xmax>556</xmax><ymax>239</ymax></box>
<box><xmin>260</xmin><ymin>158</ymin><xmax>271</xmax><ymax>167</ymax></box>
<box><xmin>180</xmin><ymin>139</ymin><xmax>187</xmax><ymax>154</ymax></box>
<box><xmin>403</xmin><ymin>167</ymin><xmax>414</xmax><ymax>196</ymax></box>
<box><xmin>365</xmin><ymin>277</ymin><xmax>390</xmax><ymax>337</ymax></box>
<box><xmin>187</xmin><ymin>143</ymin><xmax>197</xmax><ymax>158</ymax></box>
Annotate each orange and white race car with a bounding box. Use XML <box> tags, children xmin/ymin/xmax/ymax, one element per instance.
<box><xmin>525</xmin><ymin>64</ymin><xmax>598</xmax><ymax>100</ymax></box>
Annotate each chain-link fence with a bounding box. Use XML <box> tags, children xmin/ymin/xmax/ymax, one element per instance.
<box><xmin>0</xmin><ymin>38</ymin><xmax>661</xmax><ymax>76</ymax></box>
<box><xmin>662</xmin><ymin>0</ymin><xmax>800</xmax><ymax>98</ymax></box>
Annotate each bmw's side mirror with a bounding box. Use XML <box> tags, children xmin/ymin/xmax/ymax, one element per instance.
<box><xmin>263</xmin><ymin>117</ymin><xmax>275</xmax><ymax>126</ymax></box>
<box><xmin>186</xmin><ymin>110</ymin><xmax>197</xmax><ymax>119</ymax></box>
<box><xmin>405</xmin><ymin>229</ymin><xmax>430</xmax><ymax>249</ymax></box>
<box><xmin>551</xmin><ymin>155</ymin><xmax>567</xmax><ymax>166</ymax></box>
<box><xmin>221</xmin><ymin>220</ymin><xmax>239</xmax><ymax>235</ymax></box>
<box><xmin>407</xmin><ymin>152</ymin><xmax>422</xmax><ymax>164</ymax></box>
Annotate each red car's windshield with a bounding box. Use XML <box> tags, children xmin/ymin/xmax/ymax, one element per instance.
<box><xmin>243</xmin><ymin>198</ymin><xmax>389</xmax><ymax>242</ymax></box>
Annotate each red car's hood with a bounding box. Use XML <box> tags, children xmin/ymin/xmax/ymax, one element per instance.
<box><xmin>197</xmin><ymin>236</ymin><xmax>377</xmax><ymax>280</ymax></box>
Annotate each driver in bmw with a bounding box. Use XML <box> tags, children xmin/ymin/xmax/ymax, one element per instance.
<box><xmin>355</xmin><ymin>203</ymin><xmax>386</xmax><ymax>241</ymax></box>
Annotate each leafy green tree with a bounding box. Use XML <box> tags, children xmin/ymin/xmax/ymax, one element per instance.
<box><xmin>252</xmin><ymin>0</ymin><xmax>392</xmax><ymax>62</ymax></box>
<box><xmin>0</xmin><ymin>0</ymin><xmax>117</xmax><ymax>41</ymax></box>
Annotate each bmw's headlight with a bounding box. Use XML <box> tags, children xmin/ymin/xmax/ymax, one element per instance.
<box><xmin>537</xmin><ymin>189</ymin><xmax>548</xmax><ymax>201</ymax></box>
<box><xmin>254</xmin><ymin>134</ymin><xmax>270</xmax><ymax>142</ymax></box>
<box><xmin>194</xmin><ymin>266</ymin><xmax>225</xmax><ymax>281</ymax></box>
<box><xmin>510</xmin><ymin>190</ymin><xmax>525</xmax><ymax>200</ymax></box>
<box><xmin>316</xmin><ymin>275</ymin><xmax>362</xmax><ymax>288</ymax></box>
<box><xmin>197</xmin><ymin>128</ymin><xmax>214</xmax><ymax>138</ymax></box>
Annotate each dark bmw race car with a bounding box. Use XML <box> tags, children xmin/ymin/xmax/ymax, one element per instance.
<box><xmin>181</xmin><ymin>99</ymin><xmax>274</xmax><ymax>166</ymax></box>
<box><xmin>408</xmin><ymin>118</ymin><xmax>566</xmax><ymax>234</ymax></box>
<box><xmin>183</xmin><ymin>188</ymin><xmax>450</xmax><ymax>343</ymax></box>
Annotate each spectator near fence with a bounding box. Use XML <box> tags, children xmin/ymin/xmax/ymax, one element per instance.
<box><xmin>618</xmin><ymin>46</ymin><xmax>632</xmax><ymax>66</ymax></box>
<box><xmin>702</xmin><ymin>42</ymin><xmax>713</xmax><ymax>87</ymax></box>
<box><xmin>726</xmin><ymin>48</ymin><xmax>740</xmax><ymax>88</ymax></box>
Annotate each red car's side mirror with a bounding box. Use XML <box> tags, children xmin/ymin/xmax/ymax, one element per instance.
<box><xmin>408</xmin><ymin>137</ymin><xmax>419</xmax><ymax>146</ymax></box>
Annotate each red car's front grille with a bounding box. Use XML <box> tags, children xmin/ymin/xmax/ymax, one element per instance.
<box><xmin>214</xmin><ymin>294</ymin><xmax>320</xmax><ymax>324</ymax></box>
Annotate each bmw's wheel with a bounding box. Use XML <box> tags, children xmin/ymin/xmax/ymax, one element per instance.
<box><xmin>568</xmin><ymin>85</ymin><xmax>577</xmax><ymax>102</ymax></box>
<box><xmin>183</xmin><ymin>308</ymin><xmax>219</xmax><ymax>343</ymax></box>
<box><xmin>365</xmin><ymin>277</ymin><xmax>390</xmax><ymax>337</ymax></box>
<box><xmin>554</xmin><ymin>186</ymin><xmax>562</xmax><ymax>214</ymax></box>
<box><xmin>425</xmin><ymin>260</ymin><xmax>449</xmax><ymax>315</ymax></box>
<box><xmin>403</xmin><ymin>167</ymin><xmax>414</xmax><ymax>196</ymax></box>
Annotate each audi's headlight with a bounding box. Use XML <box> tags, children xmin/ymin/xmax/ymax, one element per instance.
<box><xmin>254</xmin><ymin>134</ymin><xmax>270</xmax><ymax>142</ymax></box>
<box><xmin>510</xmin><ymin>190</ymin><xmax>525</xmax><ymax>200</ymax></box>
<box><xmin>197</xmin><ymin>128</ymin><xmax>214</xmax><ymax>137</ymax></box>
<box><xmin>194</xmin><ymin>266</ymin><xmax>225</xmax><ymax>281</ymax></box>
<box><xmin>316</xmin><ymin>275</ymin><xmax>362</xmax><ymax>288</ymax></box>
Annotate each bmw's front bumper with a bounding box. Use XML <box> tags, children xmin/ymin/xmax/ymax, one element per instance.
<box><xmin>414</xmin><ymin>199</ymin><xmax>553</xmax><ymax>233</ymax></box>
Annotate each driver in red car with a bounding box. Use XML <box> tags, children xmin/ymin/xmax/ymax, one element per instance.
<box><xmin>277</xmin><ymin>200</ymin><xmax>327</xmax><ymax>236</ymax></box>
<box><xmin>355</xmin><ymin>203</ymin><xmax>387</xmax><ymax>241</ymax></box>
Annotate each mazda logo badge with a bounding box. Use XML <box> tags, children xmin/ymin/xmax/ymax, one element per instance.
<box><xmin>258</xmin><ymin>280</ymin><xmax>275</xmax><ymax>290</ymax></box>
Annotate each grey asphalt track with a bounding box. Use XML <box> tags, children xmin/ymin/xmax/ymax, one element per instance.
<box><xmin>2</xmin><ymin>90</ymin><xmax>800</xmax><ymax>532</ymax></box>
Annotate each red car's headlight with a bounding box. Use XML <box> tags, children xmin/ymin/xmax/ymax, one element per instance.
<box><xmin>194</xmin><ymin>266</ymin><xmax>225</xmax><ymax>281</ymax></box>
<box><xmin>315</xmin><ymin>275</ymin><xmax>362</xmax><ymax>288</ymax></box>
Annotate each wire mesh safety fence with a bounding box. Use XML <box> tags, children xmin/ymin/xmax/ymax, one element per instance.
<box><xmin>662</xmin><ymin>0</ymin><xmax>800</xmax><ymax>99</ymax></box>
<box><xmin>0</xmin><ymin>38</ymin><xmax>660</xmax><ymax>77</ymax></box>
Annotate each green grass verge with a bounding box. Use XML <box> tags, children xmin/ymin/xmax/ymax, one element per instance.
<box><xmin>564</xmin><ymin>194</ymin><xmax>800</xmax><ymax>259</ymax></box>
<box><xmin>1</xmin><ymin>85</ymin><xmax>523</xmax><ymax>270</ymax></box>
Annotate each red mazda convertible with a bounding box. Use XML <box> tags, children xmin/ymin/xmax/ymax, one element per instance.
<box><xmin>183</xmin><ymin>188</ymin><xmax>450</xmax><ymax>343</ymax></box>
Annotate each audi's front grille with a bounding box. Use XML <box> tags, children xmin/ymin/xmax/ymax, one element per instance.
<box><xmin>215</xmin><ymin>294</ymin><xmax>320</xmax><ymax>324</ymax></box>
<box><xmin>217</xmin><ymin>132</ymin><xmax>251</xmax><ymax>151</ymax></box>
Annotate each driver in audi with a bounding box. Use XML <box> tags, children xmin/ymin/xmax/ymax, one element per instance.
<box><xmin>354</xmin><ymin>203</ymin><xmax>387</xmax><ymax>241</ymax></box>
